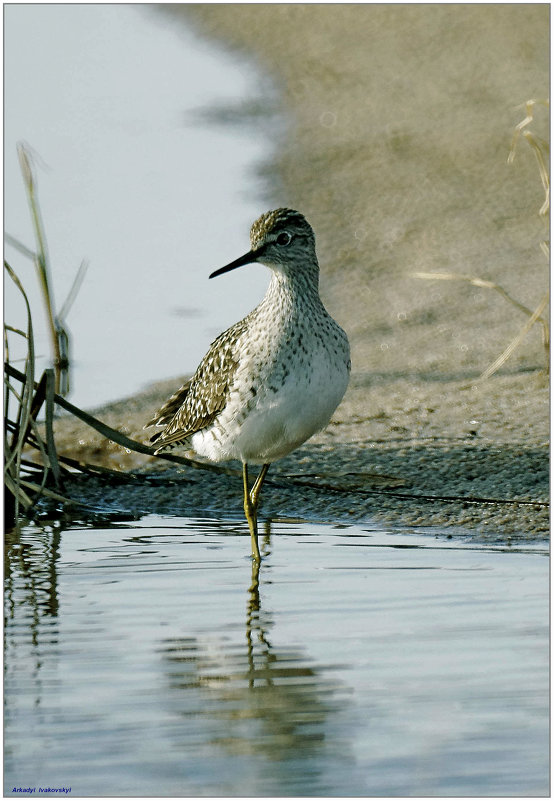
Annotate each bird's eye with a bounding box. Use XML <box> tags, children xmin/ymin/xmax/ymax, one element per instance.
<box><xmin>276</xmin><ymin>231</ymin><xmax>292</xmax><ymax>246</ymax></box>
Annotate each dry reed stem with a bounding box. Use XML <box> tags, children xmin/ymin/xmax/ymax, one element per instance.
<box><xmin>523</xmin><ymin>131</ymin><xmax>550</xmax><ymax>218</ymax></box>
<box><xmin>507</xmin><ymin>100</ymin><xmax>548</xmax><ymax>162</ymax></box>
<box><xmin>4</xmin><ymin>144</ymin><xmax>91</xmax><ymax>524</ymax></box>
<box><xmin>13</xmin><ymin>142</ymin><xmax>88</xmax><ymax>396</ymax></box>
<box><xmin>508</xmin><ymin>100</ymin><xmax>549</xmax><ymax>240</ymax></box>
<box><xmin>414</xmin><ymin>271</ymin><xmax>550</xmax><ymax>377</ymax></box>
<box><xmin>414</xmin><ymin>100</ymin><xmax>549</xmax><ymax>379</ymax></box>
<box><xmin>4</xmin><ymin>263</ymin><xmax>76</xmax><ymax>522</ymax></box>
<box><xmin>474</xmin><ymin>292</ymin><xmax>549</xmax><ymax>383</ymax></box>
<box><xmin>16</xmin><ymin>143</ymin><xmax>63</xmax><ymax>391</ymax></box>
<box><xmin>4</xmin><ymin>262</ymin><xmax>36</xmax><ymax>520</ymax></box>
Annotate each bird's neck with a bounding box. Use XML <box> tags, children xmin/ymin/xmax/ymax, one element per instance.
<box><xmin>261</xmin><ymin>263</ymin><xmax>321</xmax><ymax>312</ymax></box>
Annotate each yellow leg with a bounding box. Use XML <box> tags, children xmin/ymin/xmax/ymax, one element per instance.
<box><xmin>250</xmin><ymin>463</ymin><xmax>270</xmax><ymax>508</ymax></box>
<box><xmin>242</xmin><ymin>463</ymin><xmax>270</xmax><ymax>561</ymax></box>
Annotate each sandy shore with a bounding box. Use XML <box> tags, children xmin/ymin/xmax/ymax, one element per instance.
<box><xmin>53</xmin><ymin>5</ymin><xmax>549</xmax><ymax>539</ymax></box>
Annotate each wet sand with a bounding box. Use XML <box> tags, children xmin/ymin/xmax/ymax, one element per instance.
<box><xmin>53</xmin><ymin>5</ymin><xmax>549</xmax><ymax>539</ymax></box>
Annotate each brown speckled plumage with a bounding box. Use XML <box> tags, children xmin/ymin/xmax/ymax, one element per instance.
<box><xmin>146</xmin><ymin>208</ymin><xmax>350</xmax><ymax>465</ymax></box>
<box><xmin>147</xmin><ymin>319</ymin><xmax>246</xmax><ymax>449</ymax></box>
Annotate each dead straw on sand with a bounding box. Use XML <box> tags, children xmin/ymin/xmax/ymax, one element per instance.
<box><xmin>413</xmin><ymin>100</ymin><xmax>549</xmax><ymax>381</ymax></box>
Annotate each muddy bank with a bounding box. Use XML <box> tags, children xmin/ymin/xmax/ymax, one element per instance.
<box><xmin>51</xmin><ymin>5</ymin><xmax>548</xmax><ymax>539</ymax></box>
<box><xmin>52</xmin><ymin>364</ymin><xmax>548</xmax><ymax>539</ymax></box>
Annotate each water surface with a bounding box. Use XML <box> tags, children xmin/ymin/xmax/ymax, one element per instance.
<box><xmin>4</xmin><ymin>5</ymin><xmax>270</xmax><ymax>409</ymax></box>
<box><xmin>4</xmin><ymin>517</ymin><xmax>549</xmax><ymax>796</ymax></box>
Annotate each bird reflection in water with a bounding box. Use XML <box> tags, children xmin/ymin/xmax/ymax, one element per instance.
<box><xmin>160</xmin><ymin>523</ymin><xmax>357</xmax><ymax>790</ymax></box>
<box><xmin>244</xmin><ymin>526</ymin><xmax>270</xmax><ymax>689</ymax></box>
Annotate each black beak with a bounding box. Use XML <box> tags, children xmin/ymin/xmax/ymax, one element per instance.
<box><xmin>209</xmin><ymin>248</ymin><xmax>262</xmax><ymax>279</ymax></box>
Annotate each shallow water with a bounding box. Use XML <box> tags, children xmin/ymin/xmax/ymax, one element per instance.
<box><xmin>4</xmin><ymin>517</ymin><xmax>549</xmax><ymax>796</ymax></box>
<box><xmin>5</xmin><ymin>5</ymin><xmax>270</xmax><ymax>410</ymax></box>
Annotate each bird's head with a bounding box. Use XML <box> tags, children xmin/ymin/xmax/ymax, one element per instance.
<box><xmin>209</xmin><ymin>208</ymin><xmax>318</xmax><ymax>281</ymax></box>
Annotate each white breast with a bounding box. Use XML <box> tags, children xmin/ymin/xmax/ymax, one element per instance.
<box><xmin>191</xmin><ymin>327</ymin><xmax>350</xmax><ymax>464</ymax></box>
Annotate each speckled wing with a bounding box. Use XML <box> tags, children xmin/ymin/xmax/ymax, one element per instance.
<box><xmin>147</xmin><ymin>321</ymin><xmax>246</xmax><ymax>452</ymax></box>
<box><xmin>145</xmin><ymin>381</ymin><xmax>192</xmax><ymax>430</ymax></box>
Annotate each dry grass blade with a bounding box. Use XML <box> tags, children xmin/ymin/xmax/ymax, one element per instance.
<box><xmin>4</xmin><ymin>363</ymin><xmax>80</xmax><ymax>522</ymax></box>
<box><xmin>16</xmin><ymin>143</ymin><xmax>61</xmax><ymax>380</ymax></box>
<box><xmin>4</xmin><ymin>262</ymin><xmax>76</xmax><ymax>523</ymax></box>
<box><xmin>413</xmin><ymin>270</ymin><xmax>547</xmax><ymax>321</ymax></box>
<box><xmin>44</xmin><ymin>369</ymin><xmax>62</xmax><ymax>487</ymax></box>
<box><xmin>416</xmin><ymin>270</ymin><xmax>546</xmax><ymax>318</ymax></box>
<box><xmin>4</xmin><ymin>472</ymin><xmax>34</xmax><ymax>509</ymax></box>
<box><xmin>414</xmin><ymin>100</ymin><xmax>549</xmax><ymax>379</ymax></box>
<box><xmin>14</xmin><ymin>142</ymin><xmax>85</xmax><ymax>396</ymax></box>
<box><xmin>58</xmin><ymin>259</ymin><xmax>89</xmax><ymax>320</ymax></box>
<box><xmin>15</xmin><ymin>478</ymin><xmax>82</xmax><ymax>506</ymax></box>
<box><xmin>413</xmin><ymin>271</ymin><xmax>549</xmax><ymax>368</ymax></box>
<box><xmin>507</xmin><ymin>99</ymin><xmax>549</xmax><ymax>164</ymax></box>
<box><xmin>4</xmin><ymin>262</ymin><xmax>36</xmax><ymax>520</ymax></box>
<box><xmin>5</xmin><ymin>148</ymin><xmax>97</xmax><ymax>523</ymax></box>
<box><xmin>522</xmin><ymin>130</ymin><xmax>550</xmax><ymax>218</ymax></box>
<box><xmin>3</xmin><ymin>233</ymin><xmax>36</xmax><ymax>260</ymax></box>
<box><xmin>4</xmin><ymin>324</ymin><xmax>29</xmax><ymax>339</ymax></box>
<box><xmin>508</xmin><ymin>99</ymin><xmax>549</xmax><ymax>268</ymax></box>
<box><xmin>474</xmin><ymin>292</ymin><xmax>549</xmax><ymax>383</ymax></box>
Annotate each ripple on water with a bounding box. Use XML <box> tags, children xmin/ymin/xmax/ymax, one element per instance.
<box><xmin>4</xmin><ymin>516</ymin><xmax>549</xmax><ymax>796</ymax></box>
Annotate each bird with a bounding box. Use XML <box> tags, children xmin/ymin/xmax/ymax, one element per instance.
<box><xmin>145</xmin><ymin>208</ymin><xmax>350</xmax><ymax>561</ymax></box>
